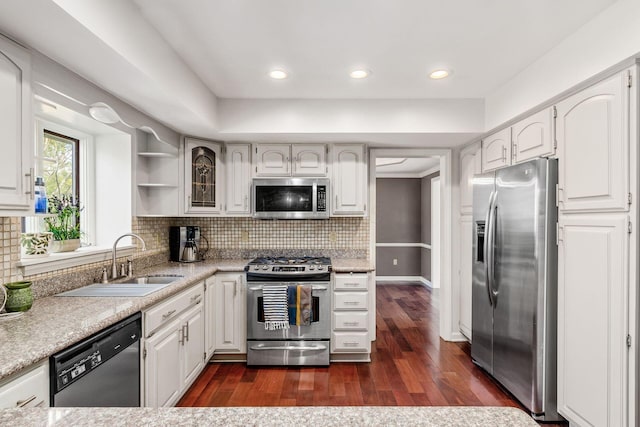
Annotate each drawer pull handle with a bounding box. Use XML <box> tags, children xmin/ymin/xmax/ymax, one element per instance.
<box><xmin>343</xmin><ymin>301</ymin><xmax>360</xmax><ymax>305</ymax></box>
<box><xmin>343</xmin><ymin>341</ymin><xmax>359</xmax><ymax>347</ymax></box>
<box><xmin>343</xmin><ymin>322</ymin><xmax>360</xmax><ymax>326</ymax></box>
<box><xmin>162</xmin><ymin>309</ymin><xmax>176</xmax><ymax>320</ymax></box>
<box><xmin>343</xmin><ymin>283</ymin><xmax>360</xmax><ymax>287</ymax></box>
<box><xmin>16</xmin><ymin>395</ymin><xmax>37</xmax><ymax>407</ymax></box>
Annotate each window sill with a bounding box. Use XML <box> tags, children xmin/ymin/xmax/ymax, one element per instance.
<box><xmin>17</xmin><ymin>245</ymin><xmax>135</xmax><ymax>276</ymax></box>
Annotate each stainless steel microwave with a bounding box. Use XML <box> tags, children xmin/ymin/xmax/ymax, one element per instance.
<box><xmin>252</xmin><ymin>178</ymin><xmax>330</xmax><ymax>219</ymax></box>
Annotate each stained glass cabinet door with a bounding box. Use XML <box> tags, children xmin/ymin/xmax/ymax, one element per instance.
<box><xmin>184</xmin><ymin>138</ymin><xmax>223</xmax><ymax>214</ymax></box>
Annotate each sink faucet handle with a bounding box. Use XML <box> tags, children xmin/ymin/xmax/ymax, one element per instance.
<box><xmin>101</xmin><ymin>267</ymin><xmax>109</xmax><ymax>284</ymax></box>
<box><xmin>120</xmin><ymin>263</ymin><xmax>127</xmax><ymax>277</ymax></box>
<box><xmin>127</xmin><ymin>258</ymin><xmax>134</xmax><ymax>278</ymax></box>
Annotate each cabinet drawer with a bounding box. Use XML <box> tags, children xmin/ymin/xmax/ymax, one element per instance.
<box><xmin>145</xmin><ymin>282</ymin><xmax>204</xmax><ymax>336</ymax></box>
<box><xmin>333</xmin><ymin>312</ymin><xmax>368</xmax><ymax>331</ymax></box>
<box><xmin>334</xmin><ymin>274</ymin><xmax>368</xmax><ymax>290</ymax></box>
<box><xmin>331</xmin><ymin>332</ymin><xmax>370</xmax><ymax>353</ymax></box>
<box><xmin>0</xmin><ymin>362</ymin><xmax>49</xmax><ymax>408</ymax></box>
<box><xmin>334</xmin><ymin>292</ymin><xmax>368</xmax><ymax>310</ymax></box>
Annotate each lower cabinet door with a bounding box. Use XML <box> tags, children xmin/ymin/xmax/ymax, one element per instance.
<box><xmin>145</xmin><ymin>318</ymin><xmax>182</xmax><ymax>408</ymax></box>
<box><xmin>331</xmin><ymin>331</ymin><xmax>370</xmax><ymax>353</ymax></box>
<box><xmin>459</xmin><ymin>216</ymin><xmax>473</xmax><ymax>339</ymax></box>
<box><xmin>182</xmin><ymin>304</ymin><xmax>205</xmax><ymax>388</ymax></box>
<box><xmin>214</xmin><ymin>273</ymin><xmax>246</xmax><ymax>353</ymax></box>
<box><xmin>557</xmin><ymin>214</ymin><xmax>628</xmax><ymax>426</ymax></box>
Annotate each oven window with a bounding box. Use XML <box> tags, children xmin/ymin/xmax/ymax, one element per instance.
<box><xmin>257</xmin><ymin>296</ymin><xmax>320</xmax><ymax>323</ymax></box>
<box><xmin>255</xmin><ymin>186</ymin><xmax>313</xmax><ymax>212</ymax></box>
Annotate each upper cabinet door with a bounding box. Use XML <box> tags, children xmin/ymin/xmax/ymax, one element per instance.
<box><xmin>331</xmin><ymin>144</ymin><xmax>367</xmax><ymax>215</ymax></box>
<box><xmin>459</xmin><ymin>142</ymin><xmax>481</xmax><ymax>215</ymax></box>
<box><xmin>292</xmin><ymin>144</ymin><xmax>327</xmax><ymax>176</ymax></box>
<box><xmin>225</xmin><ymin>144</ymin><xmax>251</xmax><ymax>215</ymax></box>
<box><xmin>0</xmin><ymin>35</ymin><xmax>33</xmax><ymax>213</ymax></box>
<box><xmin>255</xmin><ymin>144</ymin><xmax>290</xmax><ymax>176</ymax></box>
<box><xmin>512</xmin><ymin>107</ymin><xmax>555</xmax><ymax>164</ymax></box>
<box><xmin>184</xmin><ymin>138</ymin><xmax>223</xmax><ymax>214</ymax></box>
<box><xmin>556</xmin><ymin>71</ymin><xmax>629</xmax><ymax>213</ymax></box>
<box><xmin>481</xmin><ymin>127</ymin><xmax>512</xmax><ymax>173</ymax></box>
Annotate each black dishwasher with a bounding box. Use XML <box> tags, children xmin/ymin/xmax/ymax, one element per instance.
<box><xmin>50</xmin><ymin>312</ymin><xmax>141</xmax><ymax>407</ymax></box>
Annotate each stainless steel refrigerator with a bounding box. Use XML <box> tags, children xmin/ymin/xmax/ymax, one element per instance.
<box><xmin>471</xmin><ymin>158</ymin><xmax>562</xmax><ymax>422</ymax></box>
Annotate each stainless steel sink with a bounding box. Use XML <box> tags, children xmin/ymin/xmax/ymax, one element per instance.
<box><xmin>56</xmin><ymin>275</ymin><xmax>183</xmax><ymax>297</ymax></box>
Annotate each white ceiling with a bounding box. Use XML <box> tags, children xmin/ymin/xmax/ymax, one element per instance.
<box><xmin>134</xmin><ymin>0</ymin><xmax>616</xmax><ymax>99</ymax></box>
<box><xmin>0</xmin><ymin>0</ymin><xmax>619</xmax><ymax>145</ymax></box>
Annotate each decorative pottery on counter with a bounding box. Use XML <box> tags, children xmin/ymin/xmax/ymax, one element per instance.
<box><xmin>50</xmin><ymin>238</ymin><xmax>81</xmax><ymax>253</ymax></box>
<box><xmin>4</xmin><ymin>281</ymin><xmax>33</xmax><ymax>312</ymax></box>
<box><xmin>20</xmin><ymin>232</ymin><xmax>53</xmax><ymax>257</ymax></box>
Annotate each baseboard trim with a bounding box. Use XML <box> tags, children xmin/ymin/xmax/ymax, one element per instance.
<box><xmin>376</xmin><ymin>276</ymin><xmax>435</xmax><ymax>288</ymax></box>
<box><xmin>447</xmin><ymin>331</ymin><xmax>469</xmax><ymax>343</ymax></box>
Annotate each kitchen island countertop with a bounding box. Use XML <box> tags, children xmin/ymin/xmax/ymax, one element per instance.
<box><xmin>0</xmin><ymin>406</ymin><xmax>538</xmax><ymax>426</ymax></box>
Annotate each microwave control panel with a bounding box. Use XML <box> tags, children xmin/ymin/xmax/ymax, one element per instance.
<box><xmin>317</xmin><ymin>186</ymin><xmax>327</xmax><ymax>211</ymax></box>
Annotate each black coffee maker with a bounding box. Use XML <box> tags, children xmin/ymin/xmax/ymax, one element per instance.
<box><xmin>169</xmin><ymin>226</ymin><xmax>207</xmax><ymax>262</ymax></box>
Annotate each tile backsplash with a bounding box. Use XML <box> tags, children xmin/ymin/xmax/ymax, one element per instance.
<box><xmin>1</xmin><ymin>216</ymin><xmax>369</xmax><ymax>294</ymax></box>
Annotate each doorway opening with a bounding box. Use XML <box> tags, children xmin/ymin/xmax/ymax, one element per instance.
<box><xmin>369</xmin><ymin>148</ymin><xmax>455</xmax><ymax>341</ymax></box>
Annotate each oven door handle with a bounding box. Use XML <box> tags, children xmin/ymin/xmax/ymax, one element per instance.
<box><xmin>249</xmin><ymin>344</ymin><xmax>328</xmax><ymax>351</ymax></box>
<box><xmin>248</xmin><ymin>285</ymin><xmax>328</xmax><ymax>291</ymax></box>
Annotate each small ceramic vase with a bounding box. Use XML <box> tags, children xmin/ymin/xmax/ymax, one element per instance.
<box><xmin>4</xmin><ymin>281</ymin><xmax>33</xmax><ymax>312</ymax></box>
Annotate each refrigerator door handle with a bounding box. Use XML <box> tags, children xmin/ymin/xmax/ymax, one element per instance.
<box><xmin>484</xmin><ymin>191</ymin><xmax>496</xmax><ymax>307</ymax></box>
<box><xmin>489</xmin><ymin>198</ymin><xmax>499</xmax><ymax>306</ymax></box>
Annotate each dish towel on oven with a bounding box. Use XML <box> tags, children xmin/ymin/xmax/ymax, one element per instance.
<box><xmin>262</xmin><ymin>284</ymin><xmax>290</xmax><ymax>330</ymax></box>
<box><xmin>288</xmin><ymin>284</ymin><xmax>312</xmax><ymax>326</ymax></box>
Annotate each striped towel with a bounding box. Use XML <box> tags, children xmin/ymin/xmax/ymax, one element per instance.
<box><xmin>262</xmin><ymin>284</ymin><xmax>290</xmax><ymax>330</ymax></box>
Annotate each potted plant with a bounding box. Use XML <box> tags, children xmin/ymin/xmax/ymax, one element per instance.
<box><xmin>20</xmin><ymin>231</ymin><xmax>53</xmax><ymax>257</ymax></box>
<box><xmin>44</xmin><ymin>195</ymin><xmax>82</xmax><ymax>252</ymax></box>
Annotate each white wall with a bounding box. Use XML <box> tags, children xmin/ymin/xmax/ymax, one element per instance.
<box><xmin>94</xmin><ymin>133</ymin><xmax>132</xmax><ymax>246</ymax></box>
<box><xmin>219</xmin><ymin>98</ymin><xmax>484</xmax><ymax>134</ymax></box>
<box><xmin>485</xmin><ymin>0</ymin><xmax>640</xmax><ymax>129</ymax></box>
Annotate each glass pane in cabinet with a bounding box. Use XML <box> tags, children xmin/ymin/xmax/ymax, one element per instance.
<box><xmin>191</xmin><ymin>146</ymin><xmax>216</xmax><ymax>207</ymax></box>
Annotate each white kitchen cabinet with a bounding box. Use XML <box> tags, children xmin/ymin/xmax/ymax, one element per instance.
<box><xmin>255</xmin><ymin>144</ymin><xmax>290</xmax><ymax>176</ymax></box>
<box><xmin>225</xmin><ymin>143</ymin><xmax>251</xmax><ymax>215</ymax></box>
<box><xmin>459</xmin><ymin>142</ymin><xmax>481</xmax><ymax>215</ymax></box>
<box><xmin>291</xmin><ymin>144</ymin><xmax>327</xmax><ymax>176</ymax></box>
<box><xmin>512</xmin><ymin>107</ymin><xmax>555</xmax><ymax>164</ymax></box>
<box><xmin>556</xmin><ymin>70</ymin><xmax>629</xmax><ymax>213</ymax></box>
<box><xmin>204</xmin><ymin>276</ymin><xmax>216</xmax><ymax>360</ymax></box>
<box><xmin>331</xmin><ymin>144</ymin><xmax>367</xmax><ymax>216</ymax></box>
<box><xmin>458</xmin><ymin>216</ymin><xmax>473</xmax><ymax>340</ymax></box>
<box><xmin>0</xmin><ymin>34</ymin><xmax>33</xmax><ymax>214</ymax></box>
<box><xmin>143</xmin><ymin>282</ymin><xmax>205</xmax><ymax>407</ymax></box>
<box><xmin>481</xmin><ymin>127</ymin><xmax>512</xmax><ymax>173</ymax></box>
<box><xmin>213</xmin><ymin>272</ymin><xmax>246</xmax><ymax>354</ymax></box>
<box><xmin>557</xmin><ymin>214</ymin><xmax>628</xmax><ymax>427</ymax></box>
<box><xmin>181</xmin><ymin>303</ymin><xmax>205</xmax><ymax>388</ymax></box>
<box><xmin>134</xmin><ymin>131</ymin><xmax>179</xmax><ymax>216</ymax></box>
<box><xmin>144</xmin><ymin>316</ymin><xmax>182</xmax><ymax>407</ymax></box>
<box><xmin>254</xmin><ymin>143</ymin><xmax>327</xmax><ymax>177</ymax></box>
<box><xmin>184</xmin><ymin>138</ymin><xmax>223</xmax><ymax>214</ymax></box>
<box><xmin>331</xmin><ymin>272</ymin><xmax>371</xmax><ymax>361</ymax></box>
<box><xmin>0</xmin><ymin>361</ymin><xmax>48</xmax><ymax>408</ymax></box>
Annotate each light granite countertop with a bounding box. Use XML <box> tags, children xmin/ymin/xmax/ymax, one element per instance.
<box><xmin>331</xmin><ymin>258</ymin><xmax>374</xmax><ymax>273</ymax></box>
<box><xmin>0</xmin><ymin>257</ymin><xmax>372</xmax><ymax>382</ymax></box>
<box><xmin>0</xmin><ymin>406</ymin><xmax>538</xmax><ymax>426</ymax></box>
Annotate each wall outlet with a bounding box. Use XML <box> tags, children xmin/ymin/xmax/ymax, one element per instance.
<box><xmin>393</xmin><ymin>258</ymin><xmax>398</xmax><ymax>265</ymax></box>
<box><xmin>241</xmin><ymin>231</ymin><xmax>249</xmax><ymax>242</ymax></box>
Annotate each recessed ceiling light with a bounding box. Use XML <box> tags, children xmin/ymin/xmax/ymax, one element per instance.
<box><xmin>350</xmin><ymin>69</ymin><xmax>370</xmax><ymax>79</ymax></box>
<box><xmin>269</xmin><ymin>70</ymin><xmax>288</xmax><ymax>79</ymax></box>
<box><xmin>429</xmin><ymin>69</ymin><xmax>450</xmax><ymax>80</ymax></box>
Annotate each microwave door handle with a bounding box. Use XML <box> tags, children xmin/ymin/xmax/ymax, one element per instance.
<box><xmin>484</xmin><ymin>191</ymin><xmax>495</xmax><ymax>307</ymax></box>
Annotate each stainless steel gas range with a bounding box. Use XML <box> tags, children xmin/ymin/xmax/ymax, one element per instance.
<box><xmin>245</xmin><ymin>256</ymin><xmax>331</xmax><ymax>366</ymax></box>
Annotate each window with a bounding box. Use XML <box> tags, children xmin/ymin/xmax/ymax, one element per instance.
<box><xmin>41</xmin><ymin>130</ymin><xmax>79</xmax><ymax>200</ymax></box>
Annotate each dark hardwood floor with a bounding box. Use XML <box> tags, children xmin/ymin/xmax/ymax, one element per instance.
<box><xmin>178</xmin><ymin>283</ymin><xmax>565</xmax><ymax>424</ymax></box>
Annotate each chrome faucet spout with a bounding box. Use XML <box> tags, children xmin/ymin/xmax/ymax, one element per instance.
<box><xmin>111</xmin><ymin>233</ymin><xmax>147</xmax><ymax>280</ymax></box>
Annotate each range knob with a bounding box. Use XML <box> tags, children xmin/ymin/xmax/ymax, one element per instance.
<box><xmin>317</xmin><ymin>265</ymin><xmax>324</xmax><ymax>270</ymax></box>
<box><xmin>253</xmin><ymin>265</ymin><xmax>260</xmax><ymax>270</ymax></box>
<box><xmin>309</xmin><ymin>266</ymin><xmax>315</xmax><ymax>271</ymax></box>
<box><xmin>262</xmin><ymin>265</ymin><xmax>269</xmax><ymax>270</ymax></box>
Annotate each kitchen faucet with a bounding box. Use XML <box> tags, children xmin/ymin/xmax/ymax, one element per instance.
<box><xmin>111</xmin><ymin>233</ymin><xmax>146</xmax><ymax>280</ymax></box>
